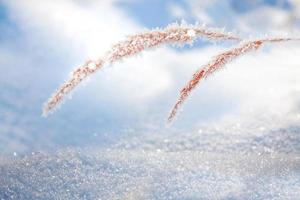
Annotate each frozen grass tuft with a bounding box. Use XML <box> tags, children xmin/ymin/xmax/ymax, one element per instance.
<box><xmin>42</xmin><ymin>23</ymin><xmax>239</xmax><ymax>117</ymax></box>
<box><xmin>43</xmin><ymin>23</ymin><xmax>300</xmax><ymax>124</ymax></box>
<box><xmin>167</xmin><ymin>38</ymin><xmax>300</xmax><ymax>122</ymax></box>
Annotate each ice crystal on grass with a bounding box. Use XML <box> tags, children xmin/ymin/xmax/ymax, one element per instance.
<box><xmin>43</xmin><ymin>23</ymin><xmax>239</xmax><ymax>117</ymax></box>
<box><xmin>43</xmin><ymin>22</ymin><xmax>300</xmax><ymax>124</ymax></box>
<box><xmin>43</xmin><ymin>59</ymin><xmax>105</xmax><ymax>116</ymax></box>
<box><xmin>168</xmin><ymin>38</ymin><xmax>300</xmax><ymax>122</ymax></box>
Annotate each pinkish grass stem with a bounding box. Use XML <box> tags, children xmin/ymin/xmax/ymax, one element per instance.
<box><xmin>43</xmin><ymin>23</ymin><xmax>239</xmax><ymax>116</ymax></box>
<box><xmin>167</xmin><ymin>38</ymin><xmax>300</xmax><ymax>123</ymax></box>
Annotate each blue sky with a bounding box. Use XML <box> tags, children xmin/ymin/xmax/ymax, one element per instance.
<box><xmin>0</xmin><ymin>0</ymin><xmax>300</xmax><ymax>155</ymax></box>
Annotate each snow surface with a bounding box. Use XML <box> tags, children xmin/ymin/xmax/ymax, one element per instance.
<box><xmin>1</xmin><ymin>150</ymin><xmax>299</xmax><ymax>200</ymax></box>
<box><xmin>1</xmin><ymin>114</ymin><xmax>300</xmax><ymax>200</ymax></box>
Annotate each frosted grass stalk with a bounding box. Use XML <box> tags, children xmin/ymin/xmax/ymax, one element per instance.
<box><xmin>168</xmin><ymin>38</ymin><xmax>300</xmax><ymax>122</ymax></box>
<box><xmin>43</xmin><ymin>23</ymin><xmax>239</xmax><ymax>116</ymax></box>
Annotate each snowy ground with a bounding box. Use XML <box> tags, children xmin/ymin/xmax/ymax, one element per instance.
<box><xmin>1</xmin><ymin>113</ymin><xmax>300</xmax><ymax>200</ymax></box>
<box><xmin>1</xmin><ymin>150</ymin><xmax>299</xmax><ymax>200</ymax></box>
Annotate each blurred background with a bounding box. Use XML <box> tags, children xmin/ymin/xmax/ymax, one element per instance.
<box><xmin>1</xmin><ymin>1</ymin><xmax>300</xmax><ymax>199</ymax></box>
<box><xmin>0</xmin><ymin>0</ymin><xmax>300</xmax><ymax>155</ymax></box>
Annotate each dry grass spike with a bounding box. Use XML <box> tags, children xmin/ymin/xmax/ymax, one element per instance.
<box><xmin>43</xmin><ymin>23</ymin><xmax>239</xmax><ymax>116</ymax></box>
<box><xmin>167</xmin><ymin>37</ymin><xmax>300</xmax><ymax>123</ymax></box>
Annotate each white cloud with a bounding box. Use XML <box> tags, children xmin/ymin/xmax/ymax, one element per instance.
<box><xmin>167</xmin><ymin>2</ymin><xmax>187</xmax><ymax>19</ymax></box>
<box><xmin>3</xmin><ymin>0</ymin><xmax>139</xmax><ymax>57</ymax></box>
<box><xmin>182</xmin><ymin>0</ymin><xmax>300</xmax><ymax>34</ymax></box>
